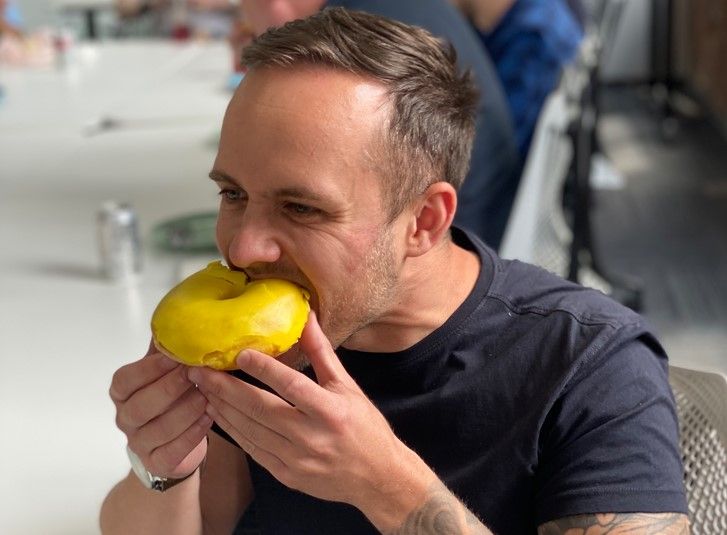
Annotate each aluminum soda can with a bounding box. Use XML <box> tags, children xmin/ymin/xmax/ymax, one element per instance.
<box><xmin>97</xmin><ymin>201</ymin><xmax>142</xmax><ymax>281</ymax></box>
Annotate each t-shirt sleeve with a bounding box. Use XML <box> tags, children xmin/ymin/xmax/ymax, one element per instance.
<box><xmin>534</xmin><ymin>324</ymin><xmax>688</xmax><ymax>524</ymax></box>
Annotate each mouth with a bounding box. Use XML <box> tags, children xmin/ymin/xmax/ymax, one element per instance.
<box><xmin>239</xmin><ymin>268</ymin><xmax>319</xmax><ymax>315</ymax></box>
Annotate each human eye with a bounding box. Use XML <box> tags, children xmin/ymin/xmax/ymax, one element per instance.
<box><xmin>283</xmin><ymin>202</ymin><xmax>322</xmax><ymax>218</ymax></box>
<box><xmin>217</xmin><ymin>188</ymin><xmax>246</xmax><ymax>203</ymax></box>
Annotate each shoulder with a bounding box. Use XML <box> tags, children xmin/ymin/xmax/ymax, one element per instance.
<box><xmin>538</xmin><ymin>513</ymin><xmax>690</xmax><ymax>534</ymax></box>
<box><xmin>481</xmin><ymin>254</ymin><xmax>670</xmax><ymax>404</ymax></box>
<box><xmin>489</xmin><ymin>256</ymin><xmax>642</xmax><ymax>326</ymax></box>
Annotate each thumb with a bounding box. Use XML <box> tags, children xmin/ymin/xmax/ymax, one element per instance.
<box><xmin>299</xmin><ymin>310</ymin><xmax>351</xmax><ymax>387</ymax></box>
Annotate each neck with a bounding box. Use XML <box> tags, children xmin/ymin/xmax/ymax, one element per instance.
<box><xmin>342</xmin><ymin>233</ymin><xmax>480</xmax><ymax>353</ymax></box>
<box><xmin>460</xmin><ymin>0</ymin><xmax>515</xmax><ymax>32</ymax></box>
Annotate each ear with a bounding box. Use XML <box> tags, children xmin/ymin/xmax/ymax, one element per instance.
<box><xmin>405</xmin><ymin>182</ymin><xmax>457</xmax><ymax>257</ymax></box>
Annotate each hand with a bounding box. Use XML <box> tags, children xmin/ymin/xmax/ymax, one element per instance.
<box><xmin>188</xmin><ymin>312</ymin><xmax>435</xmax><ymax>512</ymax></box>
<box><xmin>109</xmin><ymin>342</ymin><xmax>212</xmax><ymax>479</ymax></box>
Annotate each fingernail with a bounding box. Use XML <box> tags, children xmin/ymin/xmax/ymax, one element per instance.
<box><xmin>236</xmin><ymin>350</ymin><xmax>251</xmax><ymax>368</ymax></box>
<box><xmin>188</xmin><ymin>367</ymin><xmax>202</xmax><ymax>385</ymax></box>
<box><xmin>199</xmin><ymin>413</ymin><xmax>212</xmax><ymax>427</ymax></box>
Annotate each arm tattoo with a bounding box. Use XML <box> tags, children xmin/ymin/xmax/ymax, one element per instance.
<box><xmin>385</xmin><ymin>481</ymin><xmax>493</xmax><ymax>535</ymax></box>
<box><xmin>538</xmin><ymin>512</ymin><xmax>691</xmax><ymax>535</ymax></box>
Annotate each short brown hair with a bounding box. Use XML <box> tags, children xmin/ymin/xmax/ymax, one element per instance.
<box><xmin>241</xmin><ymin>7</ymin><xmax>478</xmax><ymax>218</ymax></box>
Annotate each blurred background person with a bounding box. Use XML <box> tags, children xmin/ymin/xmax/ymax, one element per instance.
<box><xmin>239</xmin><ymin>0</ymin><xmax>521</xmax><ymax>250</ymax></box>
<box><xmin>564</xmin><ymin>0</ymin><xmax>587</xmax><ymax>29</ymax></box>
<box><xmin>450</xmin><ymin>0</ymin><xmax>583</xmax><ymax>160</ymax></box>
<box><xmin>0</xmin><ymin>0</ymin><xmax>23</xmax><ymax>38</ymax></box>
<box><xmin>114</xmin><ymin>0</ymin><xmax>237</xmax><ymax>39</ymax></box>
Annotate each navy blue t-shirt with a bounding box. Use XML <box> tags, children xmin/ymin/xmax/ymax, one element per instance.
<box><xmin>221</xmin><ymin>227</ymin><xmax>687</xmax><ymax>534</ymax></box>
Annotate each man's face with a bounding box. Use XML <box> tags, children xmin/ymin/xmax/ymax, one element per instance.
<box><xmin>212</xmin><ymin>66</ymin><xmax>405</xmax><ymax>349</ymax></box>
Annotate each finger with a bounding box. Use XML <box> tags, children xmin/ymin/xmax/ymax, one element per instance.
<box><xmin>209</xmin><ymin>395</ymin><xmax>288</xmax><ymax>476</ymax></box>
<box><xmin>146</xmin><ymin>414</ymin><xmax>212</xmax><ymax>477</ymax></box>
<box><xmin>234</xmin><ymin>348</ymin><xmax>331</xmax><ymax>414</ymax></box>
<box><xmin>117</xmin><ymin>365</ymin><xmax>194</xmax><ymax>430</ymax></box>
<box><xmin>110</xmin><ymin>351</ymin><xmax>179</xmax><ymax>403</ymax></box>
<box><xmin>130</xmin><ymin>387</ymin><xmax>208</xmax><ymax>452</ymax></box>
<box><xmin>205</xmin><ymin>391</ymin><xmax>295</xmax><ymax>460</ymax></box>
<box><xmin>190</xmin><ymin>366</ymin><xmax>304</xmax><ymax>429</ymax></box>
<box><xmin>298</xmin><ymin>310</ymin><xmax>352</xmax><ymax>387</ymax></box>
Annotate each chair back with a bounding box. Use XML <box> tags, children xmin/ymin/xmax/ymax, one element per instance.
<box><xmin>499</xmin><ymin>64</ymin><xmax>587</xmax><ymax>271</ymax></box>
<box><xmin>499</xmin><ymin>89</ymin><xmax>573</xmax><ymax>266</ymax></box>
<box><xmin>669</xmin><ymin>366</ymin><xmax>727</xmax><ymax>534</ymax></box>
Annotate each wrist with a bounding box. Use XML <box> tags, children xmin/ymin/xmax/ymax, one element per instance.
<box><xmin>126</xmin><ymin>438</ymin><xmax>207</xmax><ymax>492</ymax></box>
<box><xmin>356</xmin><ymin>446</ymin><xmax>439</xmax><ymax>533</ymax></box>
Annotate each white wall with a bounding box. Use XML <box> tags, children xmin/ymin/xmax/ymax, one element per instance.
<box><xmin>15</xmin><ymin>0</ymin><xmax>57</xmax><ymax>29</ymax></box>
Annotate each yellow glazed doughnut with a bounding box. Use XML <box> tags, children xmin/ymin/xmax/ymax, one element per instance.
<box><xmin>151</xmin><ymin>261</ymin><xmax>310</xmax><ymax>370</ymax></box>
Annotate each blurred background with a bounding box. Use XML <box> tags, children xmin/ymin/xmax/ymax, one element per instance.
<box><xmin>1</xmin><ymin>0</ymin><xmax>725</xmax><ymax>533</ymax></box>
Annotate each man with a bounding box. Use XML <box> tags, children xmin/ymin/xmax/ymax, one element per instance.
<box><xmin>100</xmin><ymin>8</ymin><xmax>689</xmax><ymax>535</ymax></box>
<box><xmin>239</xmin><ymin>0</ymin><xmax>521</xmax><ymax>250</ymax></box>
<box><xmin>0</xmin><ymin>0</ymin><xmax>22</xmax><ymax>39</ymax></box>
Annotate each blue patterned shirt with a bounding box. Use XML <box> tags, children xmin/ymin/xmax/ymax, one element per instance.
<box><xmin>479</xmin><ymin>0</ymin><xmax>583</xmax><ymax>158</ymax></box>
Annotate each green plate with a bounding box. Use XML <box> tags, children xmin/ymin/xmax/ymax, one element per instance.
<box><xmin>151</xmin><ymin>211</ymin><xmax>218</xmax><ymax>252</ymax></box>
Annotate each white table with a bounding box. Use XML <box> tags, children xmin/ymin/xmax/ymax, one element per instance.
<box><xmin>0</xmin><ymin>40</ymin><xmax>232</xmax><ymax>534</ymax></box>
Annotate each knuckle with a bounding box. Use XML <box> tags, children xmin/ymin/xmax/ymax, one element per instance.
<box><xmin>303</xmin><ymin>434</ymin><xmax>334</xmax><ymax>464</ymax></box>
<box><xmin>126</xmin><ymin>432</ymin><xmax>147</xmax><ymax>459</ymax></box>
<box><xmin>149</xmin><ymin>445</ymin><xmax>178</xmax><ymax>474</ymax></box>
<box><xmin>281</xmin><ymin>375</ymin><xmax>305</xmax><ymax>400</ymax></box>
<box><xmin>109</xmin><ymin>368</ymin><xmax>128</xmax><ymax>402</ymax></box>
<box><xmin>323</xmin><ymin>403</ymin><xmax>349</xmax><ymax>432</ymax></box>
<box><xmin>125</xmin><ymin>400</ymin><xmax>148</xmax><ymax>428</ymax></box>
<box><xmin>208</xmin><ymin>379</ymin><xmax>224</xmax><ymax>398</ymax></box>
<box><xmin>250</xmin><ymin>355</ymin><xmax>269</xmax><ymax>377</ymax></box>
<box><xmin>189</xmin><ymin>390</ymin><xmax>207</xmax><ymax>413</ymax></box>
<box><xmin>114</xmin><ymin>411</ymin><xmax>128</xmax><ymax>432</ymax></box>
<box><xmin>153</xmin><ymin>416</ymin><xmax>175</xmax><ymax>444</ymax></box>
<box><xmin>161</xmin><ymin>368</ymin><xmax>188</xmax><ymax>399</ymax></box>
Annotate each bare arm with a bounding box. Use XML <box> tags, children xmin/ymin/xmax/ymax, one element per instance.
<box><xmin>538</xmin><ymin>513</ymin><xmax>691</xmax><ymax>535</ymax></box>
<box><xmin>99</xmin><ymin>347</ymin><xmax>253</xmax><ymax>534</ymax></box>
<box><xmin>100</xmin><ymin>432</ymin><xmax>252</xmax><ymax>535</ymax></box>
<box><xmin>100</xmin><ymin>466</ymin><xmax>204</xmax><ymax>535</ymax></box>
<box><xmin>382</xmin><ymin>480</ymin><xmax>493</xmax><ymax>535</ymax></box>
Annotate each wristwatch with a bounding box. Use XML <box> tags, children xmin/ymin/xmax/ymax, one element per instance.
<box><xmin>126</xmin><ymin>445</ymin><xmax>203</xmax><ymax>492</ymax></box>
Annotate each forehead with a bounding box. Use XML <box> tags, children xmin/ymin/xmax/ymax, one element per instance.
<box><xmin>215</xmin><ymin>65</ymin><xmax>390</xmax><ymax>196</ymax></box>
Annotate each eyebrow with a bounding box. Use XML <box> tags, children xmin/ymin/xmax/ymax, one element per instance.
<box><xmin>208</xmin><ymin>169</ymin><xmax>329</xmax><ymax>203</ymax></box>
<box><xmin>208</xmin><ymin>170</ymin><xmax>237</xmax><ymax>184</ymax></box>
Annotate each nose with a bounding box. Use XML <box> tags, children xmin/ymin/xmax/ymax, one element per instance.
<box><xmin>224</xmin><ymin>208</ymin><xmax>282</xmax><ymax>269</ymax></box>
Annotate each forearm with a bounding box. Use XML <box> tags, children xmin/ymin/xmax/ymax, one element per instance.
<box><xmin>99</xmin><ymin>470</ymin><xmax>203</xmax><ymax>535</ymax></box>
<box><xmin>389</xmin><ymin>480</ymin><xmax>493</xmax><ymax>535</ymax></box>
<box><xmin>360</xmin><ymin>450</ymin><xmax>493</xmax><ymax>535</ymax></box>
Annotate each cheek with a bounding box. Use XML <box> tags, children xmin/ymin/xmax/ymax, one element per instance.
<box><xmin>299</xmin><ymin>231</ymin><xmax>368</xmax><ymax>295</ymax></box>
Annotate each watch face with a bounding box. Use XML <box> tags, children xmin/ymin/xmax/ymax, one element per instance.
<box><xmin>126</xmin><ymin>446</ymin><xmax>153</xmax><ymax>490</ymax></box>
